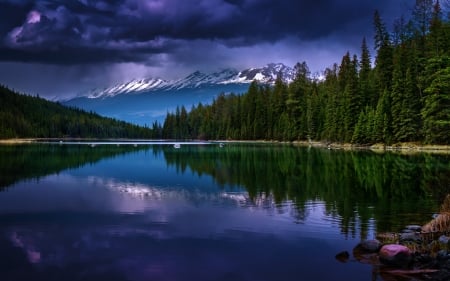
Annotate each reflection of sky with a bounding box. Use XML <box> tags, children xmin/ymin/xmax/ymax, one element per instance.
<box><xmin>71</xmin><ymin>148</ymin><xmax>224</xmax><ymax>191</ymax></box>
<box><xmin>0</xmin><ymin>173</ymin><xmax>359</xmax><ymax>239</ymax></box>
<box><xmin>0</xmin><ymin>148</ymin><xmax>374</xmax><ymax>281</ymax></box>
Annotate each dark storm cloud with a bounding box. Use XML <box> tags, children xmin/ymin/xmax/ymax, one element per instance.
<box><xmin>0</xmin><ymin>0</ymin><xmax>409</xmax><ymax>65</ymax></box>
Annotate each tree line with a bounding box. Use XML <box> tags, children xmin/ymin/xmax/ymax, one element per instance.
<box><xmin>162</xmin><ymin>0</ymin><xmax>450</xmax><ymax>145</ymax></box>
<box><xmin>0</xmin><ymin>85</ymin><xmax>160</xmax><ymax>139</ymax></box>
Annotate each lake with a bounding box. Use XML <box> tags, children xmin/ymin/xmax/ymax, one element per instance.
<box><xmin>0</xmin><ymin>142</ymin><xmax>449</xmax><ymax>281</ymax></box>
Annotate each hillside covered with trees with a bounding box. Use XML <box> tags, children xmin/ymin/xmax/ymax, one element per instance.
<box><xmin>0</xmin><ymin>85</ymin><xmax>160</xmax><ymax>139</ymax></box>
<box><xmin>162</xmin><ymin>0</ymin><xmax>450</xmax><ymax>145</ymax></box>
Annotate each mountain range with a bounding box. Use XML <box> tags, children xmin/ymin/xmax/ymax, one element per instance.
<box><xmin>64</xmin><ymin>63</ymin><xmax>295</xmax><ymax>125</ymax></box>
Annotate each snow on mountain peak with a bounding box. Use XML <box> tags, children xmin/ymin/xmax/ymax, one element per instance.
<box><xmin>86</xmin><ymin>77</ymin><xmax>169</xmax><ymax>99</ymax></box>
<box><xmin>85</xmin><ymin>63</ymin><xmax>294</xmax><ymax>99</ymax></box>
<box><xmin>241</xmin><ymin>63</ymin><xmax>295</xmax><ymax>82</ymax></box>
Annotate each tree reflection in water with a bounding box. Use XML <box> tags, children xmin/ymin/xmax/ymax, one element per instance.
<box><xmin>159</xmin><ymin>144</ymin><xmax>450</xmax><ymax>238</ymax></box>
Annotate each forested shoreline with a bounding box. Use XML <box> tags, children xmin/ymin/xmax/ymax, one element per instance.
<box><xmin>162</xmin><ymin>1</ymin><xmax>450</xmax><ymax>145</ymax></box>
<box><xmin>0</xmin><ymin>85</ymin><xmax>158</xmax><ymax>139</ymax></box>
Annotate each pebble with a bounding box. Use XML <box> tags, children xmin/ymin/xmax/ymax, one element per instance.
<box><xmin>439</xmin><ymin>235</ymin><xmax>450</xmax><ymax>245</ymax></box>
<box><xmin>405</xmin><ymin>225</ymin><xmax>422</xmax><ymax>232</ymax></box>
<box><xmin>335</xmin><ymin>251</ymin><xmax>350</xmax><ymax>263</ymax></box>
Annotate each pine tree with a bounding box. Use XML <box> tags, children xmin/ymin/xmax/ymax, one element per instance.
<box><xmin>390</xmin><ymin>45</ymin><xmax>408</xmax><ymax>142</ymax></box>
<box><xmin>286</xmin><ymin>62</ymin><xmax>310</xmax><ymax>140</ymax></box>
<box><xmin>337</xmin><ymin>52</ymin><xmax>361</xmax><ymax>142</ymax></box>
<box><xmin>306</xmin><ymin>83</ymin><xmax>321</xmax><ymax>140</ymax></box>
<box><xmin>352</xmin><ymin>110</ymin><xmax>367</xmax><ymax>144</ymax></box>
<box><xmin>373</xmin><ymin>10</ymin><xmax>394</xmax><ymax>93</ymax></box>
<box><xmin>322</xmin><ymin>65</ymin><xmax>340</xmax><ymax>141</ymax></box>
<box><xmin>360</xmin><ymin>37</ymin><xmax>376</xmax><ymax>107</ymax></box>
<box><xmin>402</xmin><ymin>68</ymin><xmax>421</xmax><ymax>140</ymax></box>
<box><xmin>428</xmin><ymin>0</ymin><xmax>450</xmax><ymax>57</ymax></box>
<box><xmin>373</xmin><ymin>89</ymin><xmax>391</xmax><ymax>144</ymax></box>
<box><xmin>271</xmin><ymin>74</ymin><xmax>288</xmax><ymax>140</ymax></box>
<box><xmin>422</xmin><ymin>66</ymin><xmax>450</xmax><ymax>144</ymax></box>
<box><xmin>179</xmin><ymin>106</ymin><xmax>189</xmax><ymax>139</ymax></box>
<box><xmin>243</xmin><ymin>81</ymin><xmax>259</xmax><ymax>139</ymax></box>
<box><xmin>254</xmin><ymin>86</ymin><xmax>268</xmax><ymax>139</ymax></box>
<box><xmin>413</xmin><ymin>0</ymin><xmax>434</xmax><ymax>54</ymax></box>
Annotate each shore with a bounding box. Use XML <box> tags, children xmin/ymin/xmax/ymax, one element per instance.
<box><xmin>291</xmin><ymin>140</ymin><xmax>450</xmax><ymax>154</ymax></box>
<box><xmin>1</xmin><ymin>138</ymin><xmax>449</xmax><ymax>154</ymax></box>
<box><xmin>0</xmin><ymin>138</ymin><xmax>37</xmax><ymax>144</ymax></box>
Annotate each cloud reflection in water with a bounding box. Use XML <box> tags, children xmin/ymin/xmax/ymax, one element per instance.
<box><xmin>0</xmin><ymin>172</ymin><xmax>366</xmax><ymax>281</ymax></box>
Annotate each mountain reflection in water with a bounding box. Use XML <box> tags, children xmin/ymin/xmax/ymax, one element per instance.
<box><xmin>0</xmin><ymin>143</ymin><xmax>448</xmax><ymax>281</ymax></box>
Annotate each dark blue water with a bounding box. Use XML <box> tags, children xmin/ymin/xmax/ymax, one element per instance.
<box><xmin>0</xmin><ymin>143</ymin><xmax>448</xmax><ymax>281</ymax></box>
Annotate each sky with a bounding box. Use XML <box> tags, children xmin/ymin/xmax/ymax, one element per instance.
<box><xmin>0</xmin><ymin>0</ymin><xmax>416</xmax><ymax>100</ymax></box>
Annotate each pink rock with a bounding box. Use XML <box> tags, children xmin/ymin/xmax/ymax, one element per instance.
<box><xmin>379</xmin><ymin>244</ymin><xmax>412</xmax><ymax>268</ymax></box>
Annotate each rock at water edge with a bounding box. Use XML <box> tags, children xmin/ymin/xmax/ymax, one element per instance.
<box><xmin>379</xmin><ymin>244</ymin><xmax>412</xmax><ymax>268</ymax></box>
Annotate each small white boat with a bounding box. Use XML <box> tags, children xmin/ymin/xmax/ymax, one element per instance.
<box><xmin>219</xmin><ymin>143</ymin><xmax>224</xmax><ymax>148</ymax></box>
<box><xmin>173</xmin><ymin>143</ymin><xmax>181</xmax><ymax>149</ymax></box>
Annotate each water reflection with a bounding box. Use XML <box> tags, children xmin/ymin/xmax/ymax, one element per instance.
<box><xmin>0</xmin><ymin>144</ymin><xmax>145</xmax><ymax>189</ymax></box>
<box><xmin>159</xmin><ymin>144</ymin><xmax>450</xmax><ymax>235</ymax></box>
<box><xmin>0</xmin><ymin>173</ymin><xmax>360</xmax><ymax>280</ymax></box>
<box><xmin>1</xmin><ymin>143</ymin><xmax>449</xmax><ymax>235</ymax></box>
<box><xmin>0</xmin><ymin>143</ymin><xmax>449</xmax><ymax>281</ymax></box>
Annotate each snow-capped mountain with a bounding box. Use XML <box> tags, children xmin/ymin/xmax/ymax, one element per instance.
<box><xmin>224</xmin><ymin>63</ymin><xmax>295</xmax><ymax>85</ymax></box>
<box><xmin>64</xmin><ymin>63</ymin><xmax>296</xmax><ymax>126</ymax></box>
<box><xmin>87</xmin><ymin>78</ymin><xmax>170</xmax><ymax>99</ymax></box>
<box><xmin>84</xmin><ymin>63</ymin><xmax>294</xmax><ymax>99</ymax></box>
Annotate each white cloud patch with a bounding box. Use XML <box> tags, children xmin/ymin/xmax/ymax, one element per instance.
<box><xmin>26</xmin><ymin>10</ymin><xmax>41</xmax><ymax>23</ymax></box>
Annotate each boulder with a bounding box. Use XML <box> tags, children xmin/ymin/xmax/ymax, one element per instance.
<box><xmin>379</xmin><ymin>244</ymin><xmax>412</xmax><ymax>268</ymax></box>
<box><xmin>399</xmin><ymin>232</ymin><xmax>422</xmax><ymax>243</ymax></box>
<box><xmin>352</xmin><ymin>240</ymin><xmax>382</xmax><ymax>265</ymax></box>
<box><xmin>335</xmin><ymin>251</ymin><xmax>350</xmax><ymax>263</ymax></box>
<box><xmin>357</xmin><ymin>239</ymin><xmax>382</xmax><ymax>253</ymax></box>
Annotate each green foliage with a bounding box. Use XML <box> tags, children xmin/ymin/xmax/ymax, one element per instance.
<box><xmin>360</xmin><ymin>37</ymin><xmax>377</xmax><ymax>107</ymax></box>
<box><xmin>0</xmin><ymin>86</ymin><xmax>159</xmax><ymax>139</ymax></box>
<box><xmin>163</xmin><ymin>3</ymin><xmax>449</xmax><ymax>145</ymax></box>
<box><xmin>422</xmin><ymin>66</ymin><xmax>450</xmax><ymax>144</ymax></box>
<box><xmin>352</xmin><ymin>107</ymin><xmax>376</xmax><ymax>144</ymax></box>
<box><xmin>390</xmin><ymin>44</ymin><xmax>422</xmax><ymax>142</ymax></box>
<box><xmin>374</xmin><ymin>10</ymin><xmax>394</xmax><ymax>93</ymax></box>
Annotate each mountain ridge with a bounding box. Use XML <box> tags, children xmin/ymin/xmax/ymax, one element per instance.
<box><xmin>83</xmin><ymin>63</ymin><xmax>295</xmax><ymax>99</ymax></box>
<box><xmin>63</xmin><ymin>63</ymin><xmax>296</xmax><ymax>126</ymax></box>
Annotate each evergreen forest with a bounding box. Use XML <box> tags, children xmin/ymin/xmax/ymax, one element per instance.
<box><xmin>162</xmin><ymin>1</ymin><xmax>450</xmax><ymax>145</ymax></box>
<box><xmin>0</xmin><ymin>85</ymin><xmax>159</xmax><ymax>139</ymax></box>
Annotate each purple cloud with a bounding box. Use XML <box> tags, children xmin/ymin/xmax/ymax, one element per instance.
<box><xmin>0</xmin><ymin>0</ymin><xmax>416</xmax><ymax>98</ymax></box>
<box><xmin>0</xmin><ymin>0</ymin><xmax>412</xmax><ymax>65</ymax></box>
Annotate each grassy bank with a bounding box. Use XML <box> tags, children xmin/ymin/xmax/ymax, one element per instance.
<box><xmin>290</xmin><ymin>141</ymin><xmax>450</xmax><ymax>154</ymax></box>
<box><xmin>0</xmin><ymin>138</ymin><xmax>36</xmax><ymax>144</ymax></box>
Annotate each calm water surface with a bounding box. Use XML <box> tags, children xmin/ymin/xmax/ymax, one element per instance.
<box><xmin>0</xmin><ymin>143</ymin><xmax>449</xmax><ymax>281</ymax></box>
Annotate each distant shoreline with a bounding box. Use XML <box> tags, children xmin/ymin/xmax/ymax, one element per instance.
<box><xmin>1</xmin><ymin>138</ymin><xmax>449</xmax><ymax>154</ymax></box>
